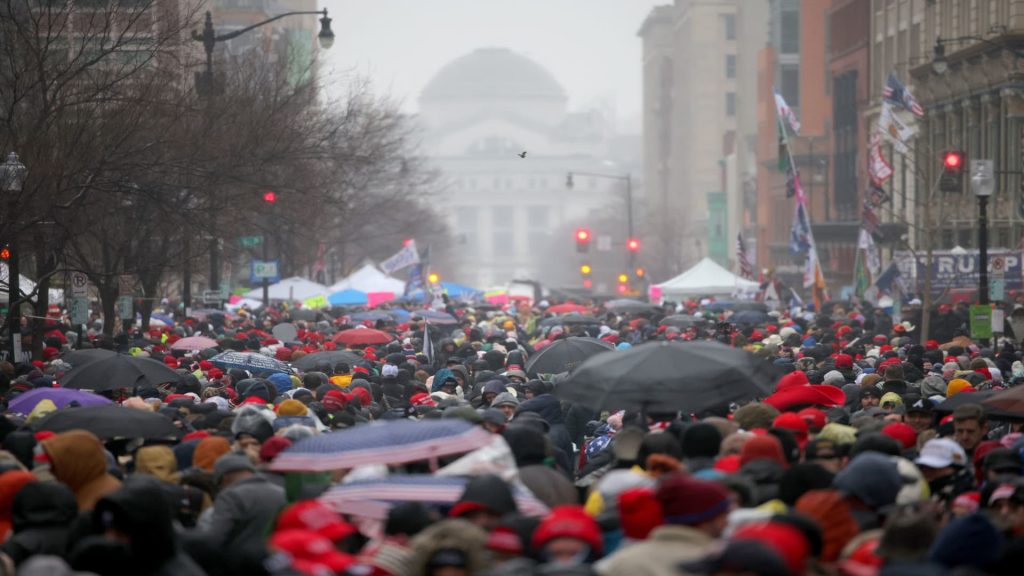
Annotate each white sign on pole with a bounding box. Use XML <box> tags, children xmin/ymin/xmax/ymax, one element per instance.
<box><xmin>116</xmin><ymin>296</ymin><xmax>133</xmax><ymax>320</ymax></box>
<box><xmin>118</xmin><ymin>275</ymin><xmax>134</xmax><ymax>296</ymax></box>
<box><xmin>70</xmin><ymin>297</ymin><xmax>89</xmax><ymax>325</ymax></box>
<box><xmin>70</xmin><ymin>272</ymin><xmax>89</xmax><ymax>297</ymax></box>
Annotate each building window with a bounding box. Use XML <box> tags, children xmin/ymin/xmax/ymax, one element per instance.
<box><xmin>726</xmin><ymin>92</ymin><xmax>736</xmax><ymax>116</ymax></box>
<box><xmin>726</xmin><ymin>54</ymin><xmax>736</xmax><ymax>79</ymax></box>
<box><xmin>781</xmin><ymin>65</ymin><xmax>800</xmax><ymax>109</ymax></box>
<box><xmin>724</xmin><ymin>14</ymin><xmax>736</xmax><ymax>40</ymax></box>
<box><xmin>781</xmin><ymin>10</ymin><xmax>799</xmax><ymax>54</ymax></box>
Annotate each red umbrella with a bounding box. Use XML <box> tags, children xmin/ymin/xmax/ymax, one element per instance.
<box><xmin>333</xmin><ymin>328</ymin><xmax>394</xmax><ymax>346</ymax></box>
<box><xmin>547</xmin><ymin>303</ymin><xmax>590</xmax><ymax>314</ymax></box>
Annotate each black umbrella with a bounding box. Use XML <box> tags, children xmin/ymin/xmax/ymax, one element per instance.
<box><xmin>555</xmin><ymin>340</ymin><xmax>777</xmax><ymax>413</ymax></box>
<box><xmin>730</xmin><ymin>310</ymin><xmax>769</xmax><ymax>325</ymax></box>
<box><xmin>604</xmin><ymin>299</ymin><xmax>659</xmax><ymax>315</ymax></box>
<box><xmin>659</xmin><ymin>315</ymin><xmax>700</xmax><ymax>328</ymax></box>
<box><xmin>59</xmin><ymin>348</ymin><xmax>119</xmax><ymax>368</ymax></box>
<box><xmin>540</xmin><ymin>315</ymin><xmax>602</xmax><ymax>328</ymax></box>
<box><xmin>292</xmin><ymin>350</ymin><xmax>364</xmax><ymax>372</ymax></box>
<box><xmin>34</xmin><ymin>405</ymin><xmax>182</xmax><ymax>440</ymax></box>
<box><xmin>60</xmin><ymin>355</ymin><xmax>182</xmax><ymax>392</ymax></box>
<box><xmin>936</xmin><ymin>390</ymin><xmax>1024</xmax><ymax>421</ymax></box>
<box><xmin>525</xmin><ymin>337</ymin><xmax>614</xmax><ymax>377</ymax></box>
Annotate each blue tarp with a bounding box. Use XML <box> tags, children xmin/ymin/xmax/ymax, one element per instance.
<box><xmin>328</xmin><ymin>289</ymin><xmax>368</xmax><ymax>306</ymax></box>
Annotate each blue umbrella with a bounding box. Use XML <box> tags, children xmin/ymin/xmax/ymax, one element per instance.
<box><xmin>150</xmin><ymin>313</ymin><xmax>175</xmax><ymax>325</ymax></box>
<box><xmin>320</xmin><ymin>475</ymin><xmax>549</xmax><ymax>520</ymax></box>
<box><xmin>271</xmin><ymin>419</ymin><xmax>492</xmax><ymax>472</ymax></box>
<box><xmin>439</xmin><ymin>282</ymin><xmax>482</xmax><ymax>300</ymax></box>
<box><xmin>328</xmin><ymin>289</ymin><xmax>368</xmax><ymax>307</ymax></box>
<box><xmin>209</xmin><ymin>351</ymin><xmax>291</xmax><ymax>375</ymax></box>
<box><xmin>8</xmin><ymin>388</ymin><xmax>113</xmax><ymax>415</ymax></box>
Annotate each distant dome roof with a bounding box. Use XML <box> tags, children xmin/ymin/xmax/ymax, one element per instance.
<box><xmin>420</xmin><ymin>48</ymin><xmax>566</xmax><ymax>102</ymax></box>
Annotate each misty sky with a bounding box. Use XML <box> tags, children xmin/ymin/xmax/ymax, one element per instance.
<box><xmin>319</xmin><ymin>0</ymin><xmax>666</xmax><ymax>132</ymax></box>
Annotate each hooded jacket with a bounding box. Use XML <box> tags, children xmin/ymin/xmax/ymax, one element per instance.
<box><xmin>135</xmin><ymin>445</ymin><xmax>179</xmax><ymax>484</ymax></box>
<box><xmin>42</xmin><ymin>430</ymin><xmax>122</xmax><ymax>511</ymax></box>
<box><xmin>1</xmin><ymin>482</ymin><xmax>78</xmax><ymax>565</ymax></box>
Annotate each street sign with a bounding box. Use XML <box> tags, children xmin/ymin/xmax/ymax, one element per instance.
<box><xmin>202</xmin><ymin>289</ymin><xmax>226</xmax><ymax>303</ymax></box>
<box><xmin>992</xmin><ymin>256</ymin><xmax>1006</xmax><ymax>273</ymax></box>
<box><xmin>70</xmin><ymin>272</ymin><xmax>88</xmax><ymax>297</ymax></box>
<box><xmin>119</xmin><ymin>275</ymin><xmax>134</xmax><ymax>296</ymax></box>
<box><xmin>116</xmin><ymin>296</ymin><xmax>133</xmax><ymax>321</ymax></box>
<box><xmin>70</xmin><ymin>297</ymin><xmax>89</xmax><ymax>325</ymax></box>
<box><xmin>970</xmin><ymin>304</ymin><xmax>993</xmax><ymax>340</ymax></box>
<box><xmin>240</xmin><ymin>236</ymin><xmax>263</xmax><ymax>247</ymax></box>
<box><xmin>992</xmin><ymin>278</ymin><xmax>1006</xmax><ymax>301</ymax></box>
<box><xmin>251</xmin><ymin>260</ymin><xmax>279</xmax><ymax>279</ymax></box>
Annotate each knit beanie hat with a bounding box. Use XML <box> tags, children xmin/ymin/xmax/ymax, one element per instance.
<box><xmin>617</xmin><ymin>487</ymin><xmax>663</xmax><ymax>540</ymax></box>
<box><xmin>833</xmin><ymin>452</ymin><xmax>901</xmax><ymax>509</ymax></box>
<box><xmin>739</xmin><ymin>435</ymin><xmax>787</xmax><ymax>468</ymax></box>
<box><xmin>946</xmin><ymin>378</ymin><xmax>973</xmax><ymax>398</ymax></box>
<box><xmin>277</xmin><ymin>399</ymin><xmax>307</xmax><ymax>417</ymax></box>
<box><xmin>929</xmin><ymin>513</ymin><xmax>1004</xmax><ymax>569</ymax></box>
<box><xmin>733</xmin><ymin>402</ymin><xmax>780</xmax><ymax>431</ymax></box>
<box><xmin>794</xmin><ymin>489</ymin><xmax>859</xmax><ymax>562</ymax></box>
<box><xmin>681</xmin><ymin>423</ymin><xmax>722</xmax><ymax>459</ymax></box>
<box><xmin>732</xmin><ymin>521</ymin><xmax>811</xmax><ymax>576</ymax></box>
<box><xmin>655</xmin><ymin>472</ymin><xmax>731</xmax><ymax>526</ymax></box>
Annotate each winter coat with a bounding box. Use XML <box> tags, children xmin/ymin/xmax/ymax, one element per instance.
<box><xmin>205</xmin><ymin>473</ymin><xmax>286</xmax><ymax>571</ymax></box>
<box><xmin>1</xmin><ymin>482</ymin><xmax>78</xmax><ymax>565</ymax></box>
<box><xmin>518</xmin><ymin>464</ymin><xmax>578</xmax><ymax>508</ymax></box>
<box><xmin>517</xmin><ymin>394</ymin><xmax>574</xmax><ymax>465</ymax></box>
<box><xmin>597</xmin><ymin>524</ymin><xmax>713</xmax><ymax>576</ymax></box>
<box><xmin>41</xmin><ymin>430</ymin><xmax>122</xmax><ymax>511</ymax></box>
<box><xmin>738</xmin><ymin>458</ymin><xmax>785</xmax><ymax>505</ymax></box>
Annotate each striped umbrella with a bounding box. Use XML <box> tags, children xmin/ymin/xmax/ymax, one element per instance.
<box><xmin>319</xmin><ymin>475</ymin><xmax>549</xmax><ymax>520</ymax></box>
<box><xmin>271</xmin><ymin>419</ymin><xmax>492</xmax><ymax>472</ymax></box>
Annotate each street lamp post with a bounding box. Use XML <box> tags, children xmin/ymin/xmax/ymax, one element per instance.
<box><xmin>972</xmin><ymin>160</ymin><xmax>996</xmax><ymax>305</ymax></box>
<box><xmin>191</xmin><ymin>8</ymin><xmax>334</xmax><ymax>303</ymax></box>
<box><xmin>566</xmin><ymin>171</ymin><xmax>635</xmax><ymax>272</ymax></box>
<box><xmin>1</xmin><ymin>153</ymin><xmax>27</xmax><ymax>363</ymax></box>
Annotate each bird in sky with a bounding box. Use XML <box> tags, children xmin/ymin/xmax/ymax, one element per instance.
<box><xmin>517</xmin><ymin>151</ymin><xmax>527</xmax><ymax>158</ymax></box>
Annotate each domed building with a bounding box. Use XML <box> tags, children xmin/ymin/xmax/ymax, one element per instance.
<box><xmin>418</xmin><ymin>47</ymin><xmax>629</xmax><ymax>290</ymax></box>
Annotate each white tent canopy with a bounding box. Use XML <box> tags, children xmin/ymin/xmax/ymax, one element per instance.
<box><xmin>655</xmin><ymin>258</ymin><xmax>759</xmax><ymax>297</ymax></box>
<box><xmin>0</xmin><ymin>264</ymin><xmax>65</xmax><ymax>303</ymax></box>
<box><xmin>328</xmin><ymin>264</ymin><xmax>406</xmax><ymax>295</ymax></box>
<box><xmin>243</xmin><ymin>277</ymin><xmax>327</xmax><ymax>302</ymax></box>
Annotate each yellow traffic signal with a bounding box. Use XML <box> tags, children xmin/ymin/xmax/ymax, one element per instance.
<box><xmin>635</xmin><ymin>267</ymin><xmax>646</xmax><ymax>278</ymax></box>
<box><xmin>617</xmin><ymin>273</ymin><xmax>629</xmax><ymax>283</ymax></box>
<box><xmin>428</xmin><ymin>273</ymin><xmax>440</xmax><ymax>284</ymax></box>
<box><xmin>580</xmin><ymin>264</ymin><xmax>592</xmax><ymax>275</ymax></box>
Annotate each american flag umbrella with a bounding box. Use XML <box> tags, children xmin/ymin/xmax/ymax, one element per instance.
<box><xmin>270</xmin><ymin>419</ymin><xmax>493</xmax><ymax>472</ymax></box>
<box><xmin>170</xmin><ymin>335</ymin><xmax>219</xmax><ymax>351</ymax></box>
<box><xmin>410</xmin><ymin>310</ymin><xmax>459</xmax><ymax>325</ymax></box>
<box><xmin>332</xmin><ymin>328</ymin><xmax>394</xmax><ymax>346</ymax></box>
<box><xmin>209</xmin><ymin>351</ymin><xmax>291</xmax><ymax>375</ymax></box>
<box><xmin>319</xmin><ymin>475</ymin><xmax>549</xmax><ymax>520</ymax></box>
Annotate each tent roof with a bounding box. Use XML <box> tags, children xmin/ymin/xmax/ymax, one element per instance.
<box><xmin>328</xmin><ymin>264</ymin><xmax>405</xmax><ymax>295</ymax></box>
<box><xmin>243</xmin><ymin>277</ymin><xmax>327</xmax><ymax>302</ymax></box>
<box><xmin>655</xmin><ymin>258</ymin><xmax>759</xmax><ymax>296</ymax></box>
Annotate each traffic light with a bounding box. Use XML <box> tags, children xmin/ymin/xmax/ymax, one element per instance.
<box><xmin>617</xmin><ymin>283</ymin><xmax>628</xmax><ymax>294</ymax></box>
<box><xmin>582</xmin><ymin>279</ymin><xmax>593</xmax><ymax>289</ymax></box>
<box><xmin>428</xmin><ymin>273</ymin><xmax>440</xmax><ymax>284</ymax></box>
<box><xmin>579</xmin><ymin>264</ymin><xmax>592</xmax><ymax>275</ymax></box>
<box><xmin>263</xmin><ymin>191</ymin><xmax>277</xmax><ymax>204</ymax></box>
<box><xmin>0</xmin><ymin>245</ymin><xmax>9</xmax><ymax>261</ymax></box>
<box><xmin>626</xmin><ymin>238</ymin><xmax>641</xmax><ymax>252</ymax></box>
<box><xmin>635</xmin><ymin>267</ymin><xmax>646</xmax><ymax>279</ymax></box>
<box><xmin>403</xmin><ymin>238</ymin><xmax>414</xmax><ymax>247</ymax></box>
<box><xmin>575</xmin><ymin>228</ymin><xmax>591</xmax><ymax>253</ymax></box>
<box><xmin>617</xmin><ymin>273</ymin><xmax>629</xmax><ymax>283</ymax></box>
<box><xmin>940</xmin><ymin>149</ymin><xmax>966</xmax><ymax>193</ymax></box>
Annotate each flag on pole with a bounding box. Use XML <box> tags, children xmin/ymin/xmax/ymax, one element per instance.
<box><xmin>859</xmin><ymin>229</ymin><xmax>881</xmax><ymax>275</ymax></box>
<box><xmin>736</xmin><ymin>234</ymin><xmax>753</xmax><ymax>279</ymax></box>
<box><xmin>868</xmin><ymin>133</ymin><xmax>894</xmax><ymax>186</ymax></box>
<box><xmin>874</xmin><ymin>261</ymin><xmax>905</xmax><ymax>295</ymax></box>
<box><xmin>422</xmin><ymin>321</ymin><xmax>434</xmax><ymax>368</ymax></box>
<box><xmin>789</xmin><ymin>201</ymin><xmax>812</xmax><ymax>255</ymax></box>
<box><xmin>877</xmin><ymin>101</ymin><xmax>918</xmax><ymax>154</ymax></box>
<box><xmin>774</xmin><ymin>89</ymin><xmax>801</xmax><ymax>134</ymax></box>
<box><xmin>883</xmin><ymin>73</ymin><xmax>925</xmax><ymax>118</ymax></box>
<box><xmin>380</xmin><ymin>240</ymin><xmax>420</xmax><ymax>275</ymax></box>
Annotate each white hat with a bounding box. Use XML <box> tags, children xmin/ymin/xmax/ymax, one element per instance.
<box><xmin>779</xmin><ymin>327</ymin><xmax>798</xmax><ymax>339</ymax></box>
<box><xmin>761</xmin><ymin>334</ymin><xmax>783</xmax><ymax>347</ymax></box>
<box><xmin>915</xmin><ymin>438</ymin><xmax>968</xmax><ymax>469</ymax></box>
<box><xmin>909</xmin><ymin>298</ymin><xmax>922</xmax><ymax>306</ymax></box>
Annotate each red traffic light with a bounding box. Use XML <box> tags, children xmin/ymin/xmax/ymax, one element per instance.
<box><xmin>582</xmin><ymin>279</ymin><xmax>593</xmax><ymax>289</ymax></box>
<box><xmin>617</xmin><ymin>283</ymin><xmax>628</xmax><ymax>294</ymax></box>
<box><xmin>403</xmin><ymin>238</ymin><xmax>414</xmax><ymax>247</ymax></box>
<box><xmin>263</xmin><ymin>191</ymin><xmax>277</xmax><ymax>204</ymax></box>
<box><xmin>943</xmin><ymin>151</ymin><xmax>963</xmax><ymax>170</ymax></box>
<box><xmin>0</xmin><ymin>246</ymin><xmax>9</xmax><ymax>261</ymax></box>
<box><xmin>627</xmin><ymin>238</ymin><xmax>641</xmax><ymax>251</ymax></box>
<box><xmin>575</xmin><ymin>228</ymin><xmax>591</xmax><ymax>242</ymax></box>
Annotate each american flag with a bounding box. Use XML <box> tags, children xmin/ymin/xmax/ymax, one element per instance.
<box><xmin>883</xmin><ymin>73</ymin><xmax>925</xmax><ymax>118</ymax></box>
<box><xmin>736</xmin><ymin>234</ymin><xmax>753</xmax><ymax>279</ymax></box>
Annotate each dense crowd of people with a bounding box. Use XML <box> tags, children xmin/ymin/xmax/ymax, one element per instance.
<box><xmin>0</xmin><ymin>295</ymin><xmax>1022</xmax><ymax>575</ymax></box>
